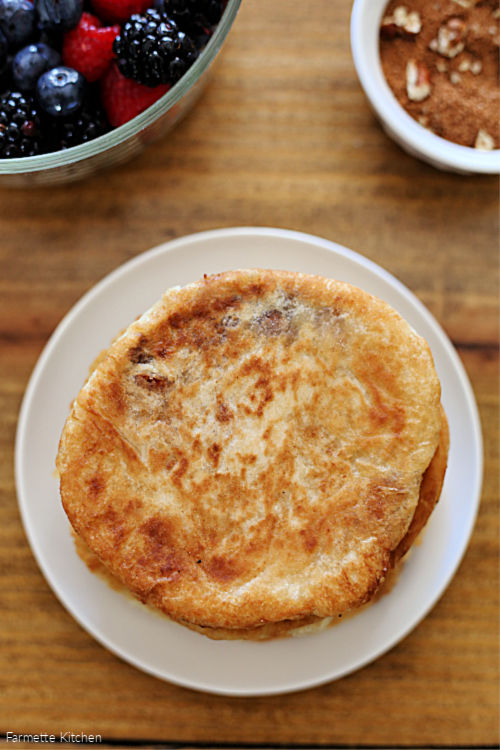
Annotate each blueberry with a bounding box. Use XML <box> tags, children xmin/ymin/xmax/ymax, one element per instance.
<box><xmin>36</xmin><ymin>65</ymin><xmax>85</xmax><ymax>117</ymax></box>
<box><xmin>13</xmin><ymin>43</ymin><xmax>61</xmax><ymax>91</ymax></box>
<box><xmin>35</xmin><ymin>0</ymin><xmax>82</xmax><ymax>33</ymax></box>
<box><xmin>0</xmin><ymin>0</ymin><xmax>35</xmax><ymax>49</ymax></box>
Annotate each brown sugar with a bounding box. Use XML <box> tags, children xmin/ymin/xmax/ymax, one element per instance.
<box><xmin>379</xmin><ymin>0</ymin><xmax>500</xmax><ymax>149</ymax></box>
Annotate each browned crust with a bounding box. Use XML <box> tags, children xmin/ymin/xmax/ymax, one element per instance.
<box><xmin>168</xmin><ymin>413</ymin><xmax>450</xmax><ymax>640</ymax></box>
<box><xmin>57</xmin><ymin>269</ymin><xmax>445</xmax><ymax>631</ymax></box>
<box><xmin>71</xmin><ymin>418</ymin><xmax>448</xmax><ymax>641</ymax></box>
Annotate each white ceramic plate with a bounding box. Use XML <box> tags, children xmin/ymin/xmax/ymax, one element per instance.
<box><xmin>15</xmin><ymin>227</ymin><xmax>482</xmax><ymax>697</ymax></box>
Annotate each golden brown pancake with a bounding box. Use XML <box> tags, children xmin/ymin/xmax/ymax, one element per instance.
<box><xmin>57</xmin><ymin>269</ymin><xmax>447</xmax><ymax>635</ymax></box>
<box><xmin>72</xmin><ymin>407</ymin><xmax>447</xmax><ymax>642</ymax></box>
<box><xmin>179</xmin><ymin>407</ymin><xmax>449</xmax><ymax>640</ymax></box>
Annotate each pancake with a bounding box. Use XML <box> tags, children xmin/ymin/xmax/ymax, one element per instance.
<box><xmin>57</xmin><ymin>269</ymin><xmax>447</xmax><ymax>635</ymax></box>
<box><xmin>180</xmin><ymin>406</ymin><xmax>449</xmax><ymax>640</ymax></box>
<box><xmin>71</xmin><ymin>408</ymin><xmax>447</xmax><ymax>641</ymax></box>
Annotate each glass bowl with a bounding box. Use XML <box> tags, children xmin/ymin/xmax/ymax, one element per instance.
<box><xmin>0</xmin><ymin>0</ymin><xmax>241</xmax><ymax>186</ymax></box>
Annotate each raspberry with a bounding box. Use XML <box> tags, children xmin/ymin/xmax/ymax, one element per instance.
<box><xmin>100</xmin><ymin>61</ymin><xmax>169</xmax><ymax>126</ymax></box>
<box><xmin>62</xmin><ymin>12</ymin><xmax>120</xmax><ymax>82</ymax></box>
<box><xmin>89</xmin><ymin>0</ymin><xmax>150</xmax><ymax>24</ymax></box>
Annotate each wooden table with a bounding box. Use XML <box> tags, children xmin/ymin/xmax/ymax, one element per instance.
<box><xmin>1</xmin><ymin>0</ymin><xmax>498</xmax><ymax>747</ymax></box>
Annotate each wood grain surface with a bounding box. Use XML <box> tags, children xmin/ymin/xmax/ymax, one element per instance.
<box><xmin>0</xmin><ymin>0</ymin><xmax>498</xmax><ymax>747</ymax></box>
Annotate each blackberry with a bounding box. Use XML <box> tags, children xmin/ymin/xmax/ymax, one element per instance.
<box><xmin>0</xmin><ymin>90</ymin><xmax>42</xmax><ymax>157</ymax></box>
<box><xmin>43</xmin><ymin>94</ymin><xmax>110</xmax><ymax>151</ymax></box>
<box><xmin>154</xmin><ymin>0</ymin><xmax>225</xmax><ymax>48</ymax></box>
<box><xmin>113</xmin><ymin>9</ymin><xmax>197</xmax><ymax>87</ymax></box>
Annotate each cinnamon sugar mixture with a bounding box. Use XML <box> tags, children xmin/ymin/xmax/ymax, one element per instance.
<box><xmin>379</xmin><ymin>0</ymin><xmax>499</xmax><ymax>149</ymax></box>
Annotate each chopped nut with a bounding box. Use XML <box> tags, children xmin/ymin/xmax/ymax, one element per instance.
<box><xmin>451</xmin><ymin>0</ymin><xmax>476</xmax><ymax>7</ymax></box>
<box><xmin>417</xmin><ymin>116</ymin><xmax>434</xmax><ymax>133</ymax></box>
<box><xmin>381</xmin><ymin>6</ymin><xmax>422</xmax><ymax>38</ymax></box>
<box><xmin>488</xmin><ymin>25</ymin><xmax>497</xmax><ymax>34</ymax></box>
<box><xmin>475</xmin><ymin>129</ymin><xmax>495</xmax><ymax>150</ymax></box>
<box><xmin>404</xmin><ymin>10</ymin><xmax>422</xmax><ymax>32</ymax></box>
<box><xmin>406</xmin><ymin>59</ymin><xmax>431</xmax><ymax>101</ymax></box>
<box><xmin>394</xmin><ymin>6</ymin><xmax>422</xmax><ymax>32</ymax></box>
<box><xmin>430</xmin><ymin>17</ymin><xmax>466</xmax><ymax>58</ymax></box>
<box><xmin>470</xmin><ymin>59</ymin><xmax>483</xmax><ymax>74</ymax></box>
<box><xmin>458</xmin><ymin>58</ymin><xmax>471</xmax><ymax>72</ymax></box>
<box><xmin>436</xmin><ymin>59</ymin><xmax>448</xmax><ymax>72</ymax></box>
<box><xmin>493</xmin><ymin>8</ymin><xmax>500</xmax><ymax>20</ymax></box>
<box><xmin>450</xmin><ymin>71</ymin><xmax>461</xmax><ymax>84</ymax></box>
<box><xmin>393</xmin><ymin>6</ymin><xmax>407</xmax><ymax>23</ymax></box>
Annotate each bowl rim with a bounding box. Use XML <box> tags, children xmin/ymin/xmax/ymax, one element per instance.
<box><xmin>350</xmin><ymin>0</ymin><xmax>500</xmax><ymax>174</ymax></box>
<box><xmin>0</xmin><ymin>0</ymin><xmax>242</xmax><ymax>175</ymax></box>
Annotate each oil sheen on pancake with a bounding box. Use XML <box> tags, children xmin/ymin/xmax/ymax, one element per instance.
<box><xmin>57</xmin><ymin>269</ymin><xmax>446</xmax><ymax>634</ymax></box>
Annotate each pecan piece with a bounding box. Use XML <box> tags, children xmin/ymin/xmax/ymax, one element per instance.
<box><xmin>451</xmin><ymin>0</ymin><xmax>478</xmax><ymax>8</ymax></box>
<box><xmin>381</xmin><ymin>6</ymin><xmax>422</xmax><ymax>38</ymax></box>
<box><xmin>406</xmin><ymin>59</ymin><xmax>431</xmax><ymax>101</ymax></box>
<box><xmin>474</xmin><ymin>130</ymin><xmax>495</xmax><ymax>150</ymax></box>
<box><xmin>429</xmin><ymin>17</ymin><xmax>466</xmax><ymax>58</ymax></box>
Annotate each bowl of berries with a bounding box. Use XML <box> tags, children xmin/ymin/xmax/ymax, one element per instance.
<box><xmin>0</xmin><ymin>0</ymin><xmax>240</xmax><ymax>184</ymax></box>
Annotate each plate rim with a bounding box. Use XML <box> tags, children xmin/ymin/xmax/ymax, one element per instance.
<box><xmin>14</xmin><ymin>226</ymin><xmax>484</xmax><ymax>696</ymax></box>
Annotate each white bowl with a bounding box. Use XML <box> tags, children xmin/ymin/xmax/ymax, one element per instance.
<box><xmin>350</xmin><ymin>0</ymin><xmax>500</xmax><ymax>174</ymax></box>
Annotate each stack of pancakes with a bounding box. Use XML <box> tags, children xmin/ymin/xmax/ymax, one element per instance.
<box><xmin>57</xmin><ymin>269</ymin><xmax>448</xmax><ymax>640</ymax></box>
